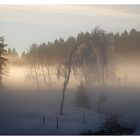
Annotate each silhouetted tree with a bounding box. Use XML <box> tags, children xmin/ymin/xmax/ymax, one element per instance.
<box><xmin>59</xmin><ymin>43</ymin><xmax>77</xmax><ymax>115</ymax></box>
<box><xmin>29</xmin><ymin>43</ymin><xmax>40</xmax><ymax>90</ymax></box>
<box><xmin>0</xmin><ymin>36</ymin><xmax>7</xmax><ymax>86</ymax></box>
<box><xmin>59</xmin><ymin>33</ymin><xmax>93</xmax><ymax>115</ymax></box>
<box><xmin>74</xmin><ymin>27</ymin><xmax>116</xmax><ymax>87</ymax></box>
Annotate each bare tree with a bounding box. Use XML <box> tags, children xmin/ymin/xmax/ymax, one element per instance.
<box><xmin>59</xmin><ymin>45</ymin><xmax>77</xmax><ymax>115</ymax></box>
<box><xmin>40</xmin><ymin>60</ymin><xmax>52</xmax><ymax>88</ymax></box>
<box><xmin>59</xmin><ymin>36</ymin><xmax>93</xmax><ymax>115</ymax></box>
<box><xmin>32</xmin><ymin>55</ymin><xmax>40</xmax><ymax>90</ymax></box>
<box><xmin>29</xmin><ymin>44</ymin><xmax>41</xmax><ymax>90</ymax></box>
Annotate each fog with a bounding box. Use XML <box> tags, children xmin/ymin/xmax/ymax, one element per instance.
<box><xmin>117</xmin><ymin>62</ymin><xmax>140</xmax><ymax>87</ymax></box>
<box><xmin>1</xmin><ymin>61</ymin><xmax>140</xmax><ymax>135</ymax></box>
<box><xmin>3</xmin><ymin>65</ymin><xmax>80</xmax><ymax>90</ymax></box>
<box><xmin>3</xmin><ymin>61</ymin><xmax>140</xmax><ymax>90</ymax></box>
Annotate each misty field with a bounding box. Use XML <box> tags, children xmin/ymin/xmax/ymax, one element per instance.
<box><xmin>0</xmin><ymin>65</ymin><xmax>140</xmax><ymax>135</ymax></box>
<box><xmin>0</xmin><ymin>85</ymin><xmax>140</xmax><ymax>134</ymax></box>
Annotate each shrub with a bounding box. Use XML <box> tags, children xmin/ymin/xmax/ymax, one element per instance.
<box><xmin>81</xmin><ymin>115</ymin><xmax>135</xmax><ymax>135</ymax></box>
<box><xmin>76</xmin><ymin>82</ymin><xmax>90</xmax><ymax>109</ymax></box>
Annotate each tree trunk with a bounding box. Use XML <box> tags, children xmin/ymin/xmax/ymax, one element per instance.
<box><xmin>32</xmin><ymin>55</ymin><xmax>40</xmax><ymax>90</ymax></box>
<box><xmin>34</xmin><ymin>63</ymin><xmax>40</xmax><ymax>90</ymax></box>
<box><xmin>59</xmin><ymin>46</ymin><xmax>76</xmax><ymax>115</ymax></box>
<box><xmin>41</xmin><ymin>64</ymin><xmax>49</xmax><ymax>87</ymax></box>
<box><xmin>59</xmin><ymin>83</ymin><xmax>67</xmax><ymax>115</ymax></box>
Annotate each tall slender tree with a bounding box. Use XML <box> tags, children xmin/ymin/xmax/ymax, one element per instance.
<box><xmin>0</xmin><ymin>36</ymin><xmax>7</xmax><ymax>86</ymax></box>
<box><xmin>59</xmin><ymin>33</ymin><xmax>93</xmax><ymax>115</ymax></box>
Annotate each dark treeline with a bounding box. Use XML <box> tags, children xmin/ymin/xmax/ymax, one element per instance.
<box><xmin>19</xmin><ymin>28</ymin><xmax>140</xmax><ymax>65</ymax></box>
<box><xmin>21</xmin><ymin>36</ymin><xmax>77</xmax><ymax>65</ymax></box>
<box><xmin>114</xmin><ymin>29</ymin><xmax>140</xmax><ymax>59</ymax></box>
<box><xmin>5</xmin><ymin>28</ymin><xmax>140</xmax><ymax>65</ymax></box>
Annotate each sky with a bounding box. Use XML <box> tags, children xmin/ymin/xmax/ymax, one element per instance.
<box><xmin>0</xmin><ymin>5</ymin><xmax>140</xmax><ymax>53</ymax></box>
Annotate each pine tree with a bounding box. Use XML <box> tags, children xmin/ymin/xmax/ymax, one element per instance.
<box><xmin>0</xmin><ymin>36</ymin><xmax>7</xmax><ymax>86</ymax></box>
